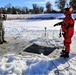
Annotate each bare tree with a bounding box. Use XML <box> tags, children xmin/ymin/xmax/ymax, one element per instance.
<box><xmin>33</xmin><ymin>4</ymin><xmax>38</xmax><ymax>14</ymax></box>
<box><xmin>39</xmin><ymin>7</ymin><xmax>44</xmax><ymax>13</ymax></box>
<box><xmin>46</xmin><ymin>2</ymin><xmax>52</xmax><ymax>13</ymax></box>
<box><xmin>70</xmin><ymin>0</ymin><xmax>76</xmax><ymax>12</ymax></box>
<box><xmin>55</xmin><ymin>0</ymin><xmax>66</xmax><ymax>12</ymax></box>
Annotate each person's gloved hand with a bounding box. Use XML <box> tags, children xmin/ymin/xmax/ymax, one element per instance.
<box><xmin>54</xmin><ymin>24</ymin><xmax>58</xmax><ymax>27</ymax></box>
<box><xmin>59</xmin><ymin>32</ymin><xmax>61</xmax><ymax>38</ymax></box>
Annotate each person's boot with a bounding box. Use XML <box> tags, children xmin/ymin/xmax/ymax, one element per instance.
<box><xmin>2</xmin><ymin>36</ymin><xmax>7</xmax><ymax>43</ymax></box>
<box><xmin>3</xmin><ymin>40</ymin><xmax>7</xmax><ymax>43</ymax></box>
<box><xmin>0</xmin><ymin>42</ymin><xmax>3</xmax><ymax>44</ymax></box>
<box><xmin>60</xmin><ymin>52</ymin><xmax>69</xmax><ymax>58</ymax></box>
<box><xmin>60</xmin><ymin>50</ymin><xmax>66</xmax><ymax>54</ymax></box>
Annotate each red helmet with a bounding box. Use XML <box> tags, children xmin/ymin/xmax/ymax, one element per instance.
<box><xmin>63</xmin><ymin>7</ymin><xmax>73</xmax><ymax>16</ymax></box>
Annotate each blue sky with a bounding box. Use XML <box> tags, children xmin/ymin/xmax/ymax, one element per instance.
<box><xmin>0</xmin><ymin>0</ymin><xmax>57</xmax><ymax>9</ymax></box>
<box><xmin>0</xmin><ymin>0</ymin><xmax>69</xmax><ymax>10</ymax></box>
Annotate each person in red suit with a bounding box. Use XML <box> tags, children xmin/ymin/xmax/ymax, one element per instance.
<box><xmin>54</xmin><ymin>7</ymin><xmax>75</xmax><ymax>58</ymax></box>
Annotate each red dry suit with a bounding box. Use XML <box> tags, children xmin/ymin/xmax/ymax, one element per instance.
<box><xmin>61</xmin><ymin>10</ymin><xmax>75</xmax><ymax>52</ymax></box>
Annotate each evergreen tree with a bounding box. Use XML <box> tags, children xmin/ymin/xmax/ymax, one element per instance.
<box><xmin>25</xmin><ymin>7</ymin><xmax>29</xmax><ymax>14</ymax></box>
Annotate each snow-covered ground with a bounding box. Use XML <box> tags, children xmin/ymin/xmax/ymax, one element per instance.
<box><xmin>0</xmin><ymin>17</ymin><xmax>76</xmax><ymax>75</ymax></box>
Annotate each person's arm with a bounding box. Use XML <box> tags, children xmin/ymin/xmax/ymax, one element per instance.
<box><xmin>54</xmin><ymin>22</ymin><xmax>62</xmax><ymax>27</ymax></box>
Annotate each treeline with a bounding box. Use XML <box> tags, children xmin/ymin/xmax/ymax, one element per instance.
<box><xmin>0</xmin><ymin>2</ymin><xmax>55</xmax><ymax>14</ymax></box>
<box><xmin>0</xmin><ymin>0</ymin><xmax>76</xmax><ymax>14</ymax></box>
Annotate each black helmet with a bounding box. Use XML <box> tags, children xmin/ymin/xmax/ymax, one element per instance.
<box><xmin>64</xmin><ymin>7</ymin><xmax>73</xmax><ymax>16</ymax></box>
